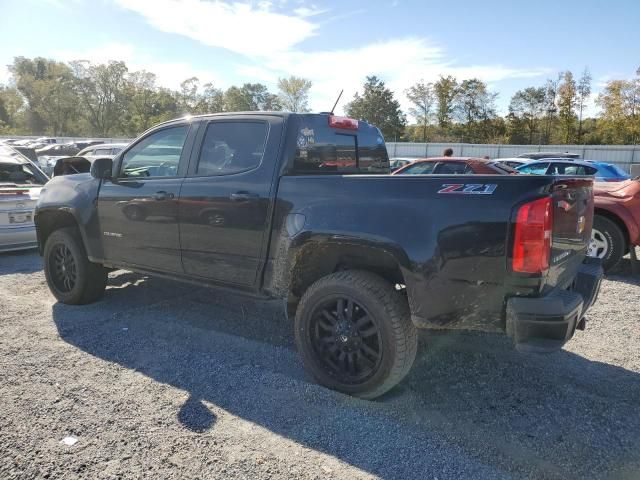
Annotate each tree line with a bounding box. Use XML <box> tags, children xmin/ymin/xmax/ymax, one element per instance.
<box><xmin>0</xmin><ymin>56</ymin><xmax>638</xmax><ymax>145</ymax></box>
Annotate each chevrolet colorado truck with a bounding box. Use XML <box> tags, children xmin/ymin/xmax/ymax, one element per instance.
<box><xmin>35</xmin><ymin>112</ymin><xmax>603</xmax><ymax>399</ymax></box>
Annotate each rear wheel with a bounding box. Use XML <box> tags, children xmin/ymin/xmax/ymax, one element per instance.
<box><xmin>294</xmin><ymin>271</ymin><xmax>417</xmax><ymax>399</ymax></box>
<box><xmin>44</xmin><ymin>227</ymin><xmax>108</xmax><ymax>304</ymax></box>
<box><xmin>588</xmin><ymin>216</ymin><xmax>626</xmax><ymax>272</ymax></box>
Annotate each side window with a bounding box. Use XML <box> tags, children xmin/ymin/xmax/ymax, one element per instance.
<box><xmin>120</xmin><ymin>125</ymin><xmax>189</xmax><ymax>178</ymax></box>
<box><xmin>436</xmin><ymin>162</ymin><xmax>468</xmax><ymax>174</ymax></box>
<box><xmin>94</xmin><ymin>148</ymin><xmax>112</xmax><ymax>156</ymax></box>
<box><xmin>400</xmin><ymin>162</ymin><xmax>436</xmax><ymax>174</ymax></box>
<box><xmin>519</xmin><ymin>163</ymin><xmax>549</xmax><ymax>174</ymax></box>
<box><xmin>196</xmin><ymin>122</ymin><xmax>268</xmax><ymax>176</ymax></box>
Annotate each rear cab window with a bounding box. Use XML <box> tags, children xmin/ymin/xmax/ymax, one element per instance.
<box><xmin>291</xmin><ymin>115</ymin><xmax>389</xmax><ymax>174</ymax></box>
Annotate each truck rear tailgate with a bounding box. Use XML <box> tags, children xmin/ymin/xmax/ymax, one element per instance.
<box><xmin>547</xmin><ymin>178</ymin><xmax>594</xmax><ymax>289</ymax></box>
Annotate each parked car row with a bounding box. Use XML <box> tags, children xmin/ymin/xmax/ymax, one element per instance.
<box><xmin>0</xmin><ymin>138</ymin><xmax>128</xmax><ymax>176</ymax></box>
<box><xmin>2</xmin><ymin>128</ymin><xmax>638</xmax><ymax>274</ymax></box>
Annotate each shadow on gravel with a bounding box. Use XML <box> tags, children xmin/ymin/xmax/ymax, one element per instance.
<box><xmin>0</xmin><ymin>249</ymin><xmax>42</xmax><ymax>275</ymax></box>
<box><xmin>51</xmin><ymin>271</ymin><xmax>640</xmax><ymax>479</ymax></box>
<box><xmin>606</xmin><ymin>248</ymin><xmax>640</xmax><ymax>284</ymax></box>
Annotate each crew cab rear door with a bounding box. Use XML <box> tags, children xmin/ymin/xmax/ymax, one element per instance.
<box><xmin>96</xmin><ymin>123</ymin><xmax>195</xmax><ymax>273</ymax></box>
<box><xmin>177</xmin><ymin>116</ymin><xmax>283</xmax><ymax>288</ymax></box>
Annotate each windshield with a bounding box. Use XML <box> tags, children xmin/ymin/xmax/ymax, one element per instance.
<box><xmin>0</xmin><ymin>162</ymin><xmax>47</xmax><ymax>186</ymax></box>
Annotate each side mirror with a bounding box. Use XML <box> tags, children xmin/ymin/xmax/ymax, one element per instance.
<box><xmin>90</xmin><ymin>157</ymin><xmax>113</xmax><ymax>179</ymax></box>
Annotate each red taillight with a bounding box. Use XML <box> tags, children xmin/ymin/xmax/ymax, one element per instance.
<box><xmin>512</xmin><ymin>196</ymin><xmax>553</xmax><ymax>273</ymax></box>
<box><xmin>328</xmin><ymin>115</ymin><xmax>358</xmax><ymax>130</ymax></box>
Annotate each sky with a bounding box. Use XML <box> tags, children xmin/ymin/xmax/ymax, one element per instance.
<box><xmin>0</xmin><ymin>0</ymin><xmax>639</xmax><ymax>116</ymax></box>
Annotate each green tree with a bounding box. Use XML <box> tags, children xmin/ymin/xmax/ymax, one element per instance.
<box><xmin>345</xmin><ymin>76</ymin><xmax>406</xmax><ymax>140</ymax></box>
<box><xmin>508</xmin><ymin>87</ymin><xmax>546</xmax><ymax>144</ymax></box>
<box><xmin>195</xmin><ymin>82</ymin><xmax>225</xmax><ymax>114</ymax></box>
<box><xmin>127</xmin><ymin>70</ymin><xmax>159</xmax><ymax>134</ymax></box>
<box><xmin>405</xmin><ymin>80</ymin><xmax>435</xmax><ymax>142</ymax></box>
<box><xmin>455</xmin><ymin>79</ymin><xmax>497</xmax><ymax>143</ymax></box>
<box><xmin>433</xmin><ymin>75</ymin><xmax>458</xmax><ymax>127</ymax></box>
<box><xmin>277</xmin><ymin>76</ymin><xmax>312</xmax><ymax>112</ymax></box>
<box><xmin>576</xmin><ymin>68</ymin><xmax>592</xmax><ymax>142</ymax></box>
<box><xmin>557</xmin><ymin>71</ymin><xmax>577</xmax><ymax>143</ymax></box>
<box><xmin>9</xmin><ymin>57</ymin><xmax>79</xmax><ymax>135</ymax></box>
<box><xmin>596</xmin><ymin>71</ymin><xmax>640</xmax><ymax>144</ymax></box>
<box><xmin>71</xmin><ymin>60</ymin><xmax>131</xmax><ymax>136</ymax></box>
<box><xmin>179</xmin><ymin>77</ymin><xmax>199</xmax><ymax>113</ymax></box>
<box><xmin>0</xmin><ymin>86</ymin><xmax>24</xmax><ymax>133</ymax></box>
<box><xmin>224</xmin><ymin>83</ymin><xmax>280</xmax><ymax>112</ymax></box>
<box><xmin>542</xmin><ymin>75</ymin><xmax>561</xmax><ymax>144</ymax></box>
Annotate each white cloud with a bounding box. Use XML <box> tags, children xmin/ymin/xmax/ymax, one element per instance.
<box><xmin>234</xmin><ymin>37</ymin><xmax>548</xmax><ymax>114</ymax></box>
<box><xmin>114</xmin><ymin>0</ymin><xmax>318</xmax><ymax>57</ymax></box>
<box><xmin>56</xmin><ymin>42</ymin><xmax>225</xmax><ymax>90</ymax></box>
<box><xmin>49</xmin><ymin>2</ymin><xmax>549</xmax><ymax>117</ymax></box>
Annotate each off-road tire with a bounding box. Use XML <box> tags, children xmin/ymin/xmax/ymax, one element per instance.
<box><xmin>294</xmin><ymin>270</ymin><xmax>417</xmax><ymax>399</ymax></box>
<box><xmin>44</xmin><ymin>227</ymin><xmax>108</xmax><ymax>304</ymax></box>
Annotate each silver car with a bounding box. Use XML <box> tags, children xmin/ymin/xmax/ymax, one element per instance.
<box><xmin>77</xmin><ymin>143</ymin><xmax>128</xmax><ymax>162</ymax></box>
<box><xmin>0</xmin><ymin>146</ymin><xmax>48</xmax><ymax>252</ymax></box>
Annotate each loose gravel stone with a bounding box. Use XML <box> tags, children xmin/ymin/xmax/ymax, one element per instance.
<box><xmin>0</xmin><ymin>250</ymin><xmax>639</xmax><ymax>479</ymax></box>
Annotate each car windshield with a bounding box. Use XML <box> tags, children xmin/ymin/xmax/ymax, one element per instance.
<box><xmin>0</xmin><ymin>161</ymin><xmax>47</xmax><ymax>186</ymax></box>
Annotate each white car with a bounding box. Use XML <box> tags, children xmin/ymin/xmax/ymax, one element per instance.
<box><xmin>389</xmin><ymin>157</ymin><xmax>415</xmax><ymax>172</ymax></box>
<box><xmin>77</xmin><ymin>143</ymin><xmax>128</xmax><ymax>162</ymax></box>
<box><xmin>493</xmin><ymin>158</ymin><xmax>532</xmax><ymax>168</ymax></box>
<box><xmin>0</xmin><ymin>145</ymin><xmax>48</xmax><ymax>252</ymax></box>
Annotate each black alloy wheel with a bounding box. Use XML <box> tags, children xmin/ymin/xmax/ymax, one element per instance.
<box><xmin>308</xmin><ymin>296</ymin><xmax>383</xmax><ymax>384</ymax></box>
<box><xmin>49</xmin><ymin>243</ymin><xmax>77</xmax><ymax>293</ymax></box>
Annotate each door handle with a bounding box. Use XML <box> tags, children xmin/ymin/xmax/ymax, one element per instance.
<box><xmin>230</xmin><ymin>192</ymin><xmax>259</xmax><ymax>202</ymax></box>
<box><xmin>152</xmin><ymin>191</ymin><xmax>174</xmax><ymax>201</ymax></box>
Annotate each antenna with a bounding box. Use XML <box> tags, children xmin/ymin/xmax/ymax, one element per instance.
<box><xmin>330</xmin><ymin>89</ymin><xmax>344</xmax><ymax>115</ymax></box>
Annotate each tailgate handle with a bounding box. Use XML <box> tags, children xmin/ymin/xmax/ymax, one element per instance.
<box><xmin>230</xmin><ymin>192</ymin><xmax>259</xmax><ymax>202</ymax></box>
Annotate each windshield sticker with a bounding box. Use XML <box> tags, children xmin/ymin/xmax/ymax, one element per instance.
<box><xmin>438</xmin><ymin>184</ymin><xmax>497</xmax><ymax>195</ymax></box>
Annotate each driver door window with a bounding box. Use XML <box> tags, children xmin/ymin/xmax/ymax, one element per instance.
<box><xmin>120</xmin><ymin>126</ymin><xmax>189</xmax><ymax>178</ymax></box>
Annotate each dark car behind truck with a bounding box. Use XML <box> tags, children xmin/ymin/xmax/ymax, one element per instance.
<box><xmin>35</xmin><ymin>112</ymin><xmax>603</xmax><ymax>398</ymax></box>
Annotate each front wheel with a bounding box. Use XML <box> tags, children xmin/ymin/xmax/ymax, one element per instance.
<box><xmin>294</xmin><ymin>271</ymin><xmax>417</xmax><ymax>399</ymax></box>
<box><xmin>588</xmin><ymin>216</ymin><xmax>626</xmax><ymax>272</ymax></box>
<box><xmin>44</xmin><ymin>227</ymin><xmax>108</xmax><ymax>304</ymax></box>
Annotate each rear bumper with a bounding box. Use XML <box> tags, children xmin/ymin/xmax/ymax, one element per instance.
<box><xmin>0</xmin><ymin>225</ymin><xmax>38</xmax><ymax>252</ymax></box>
<box><xmin>506</xmin><ymin>258</ymin><xmax>603</xmax><ymax>352</ymax></box>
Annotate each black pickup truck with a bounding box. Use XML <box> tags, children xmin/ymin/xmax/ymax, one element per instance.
<box><xmin>35</xmin><ymin>112</ymin><xmax>603</xmax><ymax>398</ymax></box>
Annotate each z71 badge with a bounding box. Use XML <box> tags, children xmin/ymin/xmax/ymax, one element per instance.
<box><xmin>438</xmin><ymin>184</ymin><xmax>497</xmax><ymax>195</ymax></box>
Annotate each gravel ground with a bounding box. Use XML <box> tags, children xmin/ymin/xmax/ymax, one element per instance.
<box><xmin>1</xmin><ymin>250</ymin><xmax>639</xmax><ymax>479</ymax></box>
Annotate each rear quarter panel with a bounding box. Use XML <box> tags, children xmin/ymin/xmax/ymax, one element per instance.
<box><xmin>266</xmin><ymin>174</ymin><xmax>562</xmax><ymax>331</ymax></box>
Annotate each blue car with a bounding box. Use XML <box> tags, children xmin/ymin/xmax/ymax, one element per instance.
<box><xmin>516</xmin><ymin>159</ymin><xmax>631</xmax><ymax>182</ymax></box>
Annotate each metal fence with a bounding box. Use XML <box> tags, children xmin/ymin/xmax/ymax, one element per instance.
<box><xmin>386</xmin><ymin>143</ymin><xmax>640</xmax><ymax>172</ymax></box>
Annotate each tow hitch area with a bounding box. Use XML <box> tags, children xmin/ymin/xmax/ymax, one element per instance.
<box><xmin>506</xmin><ymin>258</ymin><xmax>603</xmax><ymax>353</ymax></box>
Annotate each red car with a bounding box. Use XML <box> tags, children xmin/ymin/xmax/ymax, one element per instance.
<box><xmin>392</xmin><ymin>157</ymin><xmax>518</xmax><ymax>175</ymax></box>
<box><xmin>591</xmin><ymin>179</ymin><xmax>640</xmax><ymax>270</ymax></box>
